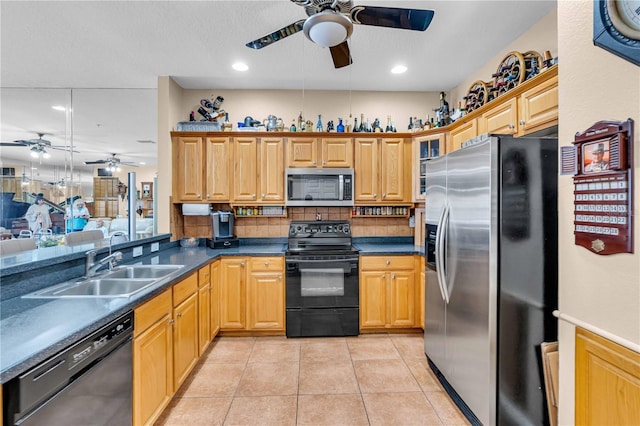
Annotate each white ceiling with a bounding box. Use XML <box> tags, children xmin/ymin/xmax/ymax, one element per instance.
<box><xmin>0</xmin><ymin>0</ymin><xmax>556</xmax><ymax>180</ymax></box>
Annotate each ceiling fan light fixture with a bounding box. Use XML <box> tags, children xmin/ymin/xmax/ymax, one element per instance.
<box><xmin>42</xmin><ymin>151</ymin><xmax>50</xmax><ymax>159</ymax></box>
<box><xmin>303</xmin><ymin>12</ymin><xmax>353</xmax><ymax>47</ymax></box>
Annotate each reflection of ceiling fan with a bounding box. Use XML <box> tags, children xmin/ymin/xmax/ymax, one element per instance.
<box><xmin>246</xmin><ymin>0</ymin><xmax>434</xmax><ymax>68</ymax></box>
<box><xmin>84</xmin><ymin>153</ymin><xmax>137</xmax><ymax>171</ymax></box>
<box><xmin>0</xmin><ymin>133</ymin><xmax>78</xmax><ymax>158</ymax></box>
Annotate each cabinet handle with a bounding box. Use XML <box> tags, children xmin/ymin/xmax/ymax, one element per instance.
<box><xmin>519</xmin><ymin>119</ymin><xmax>525</xmax><ymax>125</ymax></box>
<box><xmin>386</xmin><ymin>260</ymin><xmax>391</xmax><ymax>265</ymax></box>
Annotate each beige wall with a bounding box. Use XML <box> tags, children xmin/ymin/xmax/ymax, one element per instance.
<box><xmin>557</xmin><ymin>1</ymin><xmax>640</xmax><ymax>425</ymax></box>
<box><xmin>450</xmin><ymin>9</ymin><xmax>558</xmax><ymax>108</ymax></box>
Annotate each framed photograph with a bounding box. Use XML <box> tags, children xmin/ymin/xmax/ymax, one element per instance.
<box><xmin>582</xmin><ymin>139</ymin><xmax>611</xmax><ymax>174</ymax></box>
<box><xmin>141</xmin><ymin>182</ymin><xmax>153</xmax><ymax>199</ymax></box>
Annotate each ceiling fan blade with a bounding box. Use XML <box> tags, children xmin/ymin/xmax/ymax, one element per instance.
<box><xmin>330</xmin><ymin>41</ymin><xmax>352</xmax><ymax>68</ymax></box>
<box><xmin>50</xmin><ymin>145</ymin><xmax>80</xmax><ymax>153</ymax></box>
<box><xmin>84</xmin><ymin>160</ymin><xmax>107</xmax><ymax>165</ymax></box>
<box><xmin>1</xmin><ymin>141</ymin><xmax>30</xmax><ymax>146</ymax></box>
<box><xmin>246</xmin><ymin>19</ymin><xmax>305</xmax><ymax>49</ymax></box>
<box><xmin>350</xmin><ymin>6</ymin><xmax>434</xmax><ymax>31</ymax></box>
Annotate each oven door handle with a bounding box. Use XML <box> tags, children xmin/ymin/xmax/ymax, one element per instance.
<box><xmin>285</xmin><ymin>258</ymin><xmax>359</xmax><ymax>264</ymax></box>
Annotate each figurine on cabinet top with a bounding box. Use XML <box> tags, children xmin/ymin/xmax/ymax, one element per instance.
<box><xmin>434</xmin><ymin>92</ymin><xmax>451</xmax><ymax>127</ymax></box>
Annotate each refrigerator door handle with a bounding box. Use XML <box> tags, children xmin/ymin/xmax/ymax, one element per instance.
<box><xmin>435</xmin><ymin>203</ymin><xmax>449</xmax><ymax>303</ymax></box>
<box><xmin>439</xmin><ymin>204</ymin><xmax>451</xmax><ymax>304</ymax></box>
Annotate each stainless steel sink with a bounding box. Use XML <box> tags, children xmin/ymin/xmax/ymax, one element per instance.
<box><xmin>105</xmin><ymin>265</ymin><xmax>184</xmax><ymax>279</ymax></box>
<box><xmin>22</xmin><ymin>264</ymin><xmax>185</xmax><ymax>298</ymax></box>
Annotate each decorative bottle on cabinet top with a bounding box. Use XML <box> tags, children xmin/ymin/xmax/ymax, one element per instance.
<box><xmin>316</xmin><ymin>114</ymin><xmax>323</xmax><ymax>132</ymax></box>
<box><xmin>337</xmin><ymin>118</ymin><xmax>345</xmax><ymax>132</ymax></box>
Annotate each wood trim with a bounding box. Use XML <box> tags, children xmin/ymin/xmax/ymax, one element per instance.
<box><xmin>575</xmin><ymin>327</ymin><xmax>640</xmax><ymax>425</ymax></box>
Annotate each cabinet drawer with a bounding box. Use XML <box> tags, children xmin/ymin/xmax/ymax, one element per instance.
<box><xmin>173</xmin><ymin>273</ymin><xmax>198</xmax><ymax>306</ymax></box>
<box><xmin>198</xmin><ymin>265</ymin><xmax>210</xmax><ymax>287</ymax></box>
<box><xmin>360</xmin><ymin>255</ymin><xmax>415</xmax><ymax>271</ymax></box>
<box><xmin>249</xmin><ymin>257</ymin><xmax>284</xmax><ymax>272</ymax></box>
<box><xmin>134</xmin><ymin>288</ymin><xmax>172</xmax><ymax>337</ymax></box>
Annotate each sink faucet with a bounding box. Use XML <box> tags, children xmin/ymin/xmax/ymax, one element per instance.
<box><xmin>85</xmin><ymin>250</ymin><xmax>123</xmax><ymax>277</ymax></box>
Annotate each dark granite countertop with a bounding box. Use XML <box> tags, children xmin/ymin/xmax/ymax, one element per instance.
<box><xmin>0</xmin><ymin>237</ymin><xmax>423</xmax><ymax>383</ymax></box>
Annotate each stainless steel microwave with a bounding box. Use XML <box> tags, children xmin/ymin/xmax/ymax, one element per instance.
<box><xmin>286</xmin><ymin>168</ymin><xmax>354</xmax><ymax>207</ymax></box>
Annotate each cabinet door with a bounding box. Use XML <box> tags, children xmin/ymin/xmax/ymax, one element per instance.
<box><xmin>360</xmin><ymin>271</ymin><xmax>387</xmax><ymax>328</ymax></box>
<box><xmin>480</xmin><ymin>98</ymin><xmax>518</xmax><ymax>135</ymax></box>
<box><xmin>198</xmin><ymin>284</ymin><xmax>211</xmax><ymax>356</ymax></box>
<box><xmin>210</xmin><ymin>260</ymin><xmax>220</xmax><ymax>338</ymax></box>
<box><xmin>133</xmin><ymin>315</ymin><xmax>173</xmax><ymax>426</ymax></box>
<box><xmin>173</xmin><ymin>292</ymin><xmax>199</xmax><ymax>390</ymax></box>
<box><xmin>413</xmin><ymin>133</ymin><xmax>444</xmax><ymax>202</ymax></box>
<box><xmin>205</xmin><ymin>137</ymin><xmax>232</xmax><ymax>201</ymax></box>
<box><xmin>174</xmin><ymin>136</ymin><xmax>203</xmax><ymax>201</ymax></box>
<box><xmin>233</xmin><ymin>137</ymin><xmax>258</xmax><ymax>202</ymax></box>
<box><xmin>380</xmin><ymin>138</ymin><xmax>406</xmax><ymax>202</ymax></box>
<box><xmin>247</xmin><ymin>271</ymin><xmax>285</xmax><ymax>330</ymax></box>
<box><xmin>388</xmin><ymin>270</ymin><xmax>415</xmax><ymax>327</ymax></box>
<box><xmin>354</xmin><ymin>138</ymin><xmax>379</xmax><ymax>202</ymax></box>
<box><xmin>321</xmin><ymin>138</ymin><xmax>353</xmax><ymax>167</ymax></box>
<box><xmin>449</xmin><ymin>118</ymin><xmax>477</xmax><ymax>152</ymax></box>
<box><xmin>517</xmin><ymin>74</ymin><xmax>558</xmax><ymax>135</ymax></box>
<box><xmin>287</xmin><ymin>137</ymin><xmax>318</xmax><ymax>167</ymax></box>
<box><xmin>420</xmin><ymin>263</ymin><xmax>425</xmax><ymax>330</ymax></box>
<box><xmin>260</xmin><ymin>137</ymin><xmax>284</xmax><ymax>203</ymax></box>
<box><xmin>220</xmin><ymin>258</ymin><xmax>246</xmax><ymax>329</ymax></box>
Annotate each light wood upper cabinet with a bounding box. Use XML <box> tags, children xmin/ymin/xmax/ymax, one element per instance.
<box><xmin>517</xmin><ymin>74</ymin><xmax>558</xmax><ymax>135</ymax></box>
<box><xmin>448</xmin><ymin>118</ymin><xmax>478</xmax><ymax>152</ymax></box>
<box><xmin>413</xmin><ymin>133</ymin><xmax>445</xmax><ymax>202</ymax></box>
<box><xmin>479</xmin><ymin>97</ymin><xmax>518</xmax><ymax>136</ymax></box>
<box><xmin>172</xmin><ymin>135</ymin><xmax>232</xmax><ymax>202</ymax></box>
<box><xmin>173</xmin><ymin>136</ymin><xmax>204</xmax><ymax>201</ymax></box>
<box><xmin>355</xmin><ymin>137</ymin><xmax>410</xmax><ymax>204</ymax></box>
<box><xmin>204</xmin><ymin>137</ymin><xmax>232</xmax><ymax>201</ymax></box>
<box><xmin>260</xmin><ymin>137</ymin><xmax>285</xmax><ymax>203</ymax></box>
<box><xmin>287</xmin><ymin>137</ymin><xmax>317</xmax><ymax>167</ymax></box>
<box><xmin>354</xmin><ymin>138</ymin><xmax>379</xmax><ymax>202</ymax></box>
<box><xmin>233</xmin><ymin>137</ymin><xmax>284</xmax><ymax>204</ymax></box>
<box><xmin>287</xmin><ymin>136</ymin><xmax>352</xmax><ymax>168</ymax></box>
<box><xmin>233</xmin><ymin>137</ymin><xmax>259</xmax><ymax>203</ymax></box>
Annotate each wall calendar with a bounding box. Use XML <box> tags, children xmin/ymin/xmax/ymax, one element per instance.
<box><xmin>560</xmin><ymin>118</ymin><xmax>634</xmax><ymax>255</ymax></box>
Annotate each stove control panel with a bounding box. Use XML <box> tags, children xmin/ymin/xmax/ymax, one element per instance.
<box><xmin>289</xmin><ymin>221</ymin><xmax>351</xmax><ymax>237</ymax></box>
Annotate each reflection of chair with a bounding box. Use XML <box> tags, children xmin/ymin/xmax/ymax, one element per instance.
<box><xmin>0</xmin><ymin>238</ymin><xmax>36</xmax><ymax>255</ymax></box>
<box><xmin>65</xmin><ymin>230</ymin><xmax>105</xmax><ymax>246</ymax></box>
<box><xmin>18</xmin><ymin>230</ymin><xmax>33</xmax><ymax>239</ymax></box>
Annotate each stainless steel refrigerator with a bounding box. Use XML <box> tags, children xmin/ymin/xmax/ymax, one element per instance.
<box><xmin>424</xmin><ymin>134</ymin><xmax>558</xmax><ymax>425</ymax></box>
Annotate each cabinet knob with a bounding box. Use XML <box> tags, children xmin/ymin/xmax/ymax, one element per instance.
<box><xmin>169</xmin><ymin>319</ymin><xmax>175</xmax><ymax>325</ymax></box>
<box><xmin>373</xmin><ymin>194</ymin><xmax>377</xmax><ymax>198</ymax></box>
<box><xmin>206</xmin><ymin>194</ymin><xmax>210</xmax><ymax>197</ymax></box>
<box><xmin>241</xmin><ymin>262</ymin><xmax>245</xmax><ymax>267</ymax></box>
<box><xmin>383</xmin><ymin>193</ymin><xmax>387</xmax><ymax>198</ymax></box>
<box><xmin>508</xmin><ymin>124</ymin><xmax>514</xmax><ymax>129</ymax></box>
<box><xmin>519</xmin><ymin>119</ymin><xmax>525</xmax><ymax>125</ymax></box>
<box><xmin>252</xmin><ymin>194</ymin><xmax>256</xmax><ymax>199</ymax></box>
<box><xmin>264</xmin><ymin>261</ymin><xmax>269</xmax><ymax>267</ymax></box>
<box><xmin>262</xmin><ymin>193</ymin><xmax>265</xmax><ymax>198</ymax></box>
<box><xmin>279</xmin><ymin>275</ymin><xmax>282</xmax><ymax>281</ymax></box>
<box><xmin>323</xmin><ymin>160</ymin><xmax>326</xmax><ymax>165</ymax></box>
<box><xmin>386</xmin><ymin>260</ymin><xmax>391</xmax><ymax>265</ymax></box>
<box><xmin>197</xmin><ymin>194</ymin><xmax>201</xmax><ymax>197</ymax></box>
<box><xmin>313</xmin><ymin>160</ymin><xmax>317</xmax><ymax>165</ymax></box>
<box><xmin>392</xmin><ymin>274</ymin><xmax>396</xmax><ymax>279</ymax></box>
<box><xmin>381</xmin><ymin>274</ymin><xmax>385</xmax><ymax>278</ymax></box>
<box><xmin>177</xmin><ymin>313</ymin><xmax>182</xmax><ymax>318</ymax></box>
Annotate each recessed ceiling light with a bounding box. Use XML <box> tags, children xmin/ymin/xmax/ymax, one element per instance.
<box><xmin>391</xmin><ymin>65</ymin><xmax>407</xmax><ymax>74</ymax></box>
<box><xmin>139</xmin><ymin>161</ymin><xmax>146</xmax><ymax>165</ymax></box>
<box><xmin>232</xmin><ymin>62</ymin><xmax>249</xmax><ymax>72</ymax></box>
<box><xmin>52</xmin><ymin>105</ymin><xmax>66</xmax><ymax>111</ymax></box>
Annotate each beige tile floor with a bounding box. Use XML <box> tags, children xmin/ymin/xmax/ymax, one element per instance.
<box><xmin>156</xmin><ymin>334</ymin><xmax>470</xmax><ymax>426</ymax></box>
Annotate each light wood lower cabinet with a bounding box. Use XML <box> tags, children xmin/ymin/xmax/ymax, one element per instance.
<box><xmin>172</xmin><ymin>274</ymin><xmax>199</xmax><ymax>391</ymax></box>
<box><xmin>220</xmin><ymin>256</ymin><xmax>285</xmax><ymax>332</ymax></box>
<box><xmin>133</xmin><ymin>288</ymin><xmax>173</xmax><ymax>426</ymax></box>
<box><xmin>576</xmin><ymin>327</ymin><xmax>640</xmax><ymax>425</ymax></box>
<box><xmin>360</xmin><ymin>255</ymin><xmax>419</xmax><ymax>329</ymax></box>
<box><xmin>197</xmin><ymin>265</ymin><xmax>211</xmax><ymax>356</ymax></box>
<box><xmin>210</xmin><ymin>259</ymin><xmax>221</xmax><ymax>338</ymax></box>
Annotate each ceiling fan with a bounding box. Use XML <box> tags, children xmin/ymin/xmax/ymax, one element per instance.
<box><xmin>84</xmin><ymin>153</ymin><xmax>138</xmax><ymax>171</ymax></box>
<box><xmin>245</xmin><ymin>0</ymin><xmax>435</xmax><ymax>68</ymax></box>
<box><xmin>0</xmin><ymin>133</ymin><xmax>78</xmax><ymax>158</ymax></box>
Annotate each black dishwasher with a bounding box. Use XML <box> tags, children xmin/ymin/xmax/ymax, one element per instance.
<box><xmin>3</xmin><ymin>311</ymin><xmax>134</xmax><ymax>426</ymax></box>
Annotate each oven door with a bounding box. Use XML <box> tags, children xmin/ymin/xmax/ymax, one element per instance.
<box><xmin>285</xmin><ymin>255</ymin><xmax>359</xmax><ymax>308</ymax></box>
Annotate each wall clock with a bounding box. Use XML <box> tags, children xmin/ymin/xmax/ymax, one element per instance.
<box><xmin>593</xmin><ymin>0</ymin><xmax>640</xmax><ymax>66</ymax></box>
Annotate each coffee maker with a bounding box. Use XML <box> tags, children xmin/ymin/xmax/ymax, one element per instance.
<box><xmin>208</xmin><ymin>211</ymin><xmax>239</xmax><ymax>249</ymax></box>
